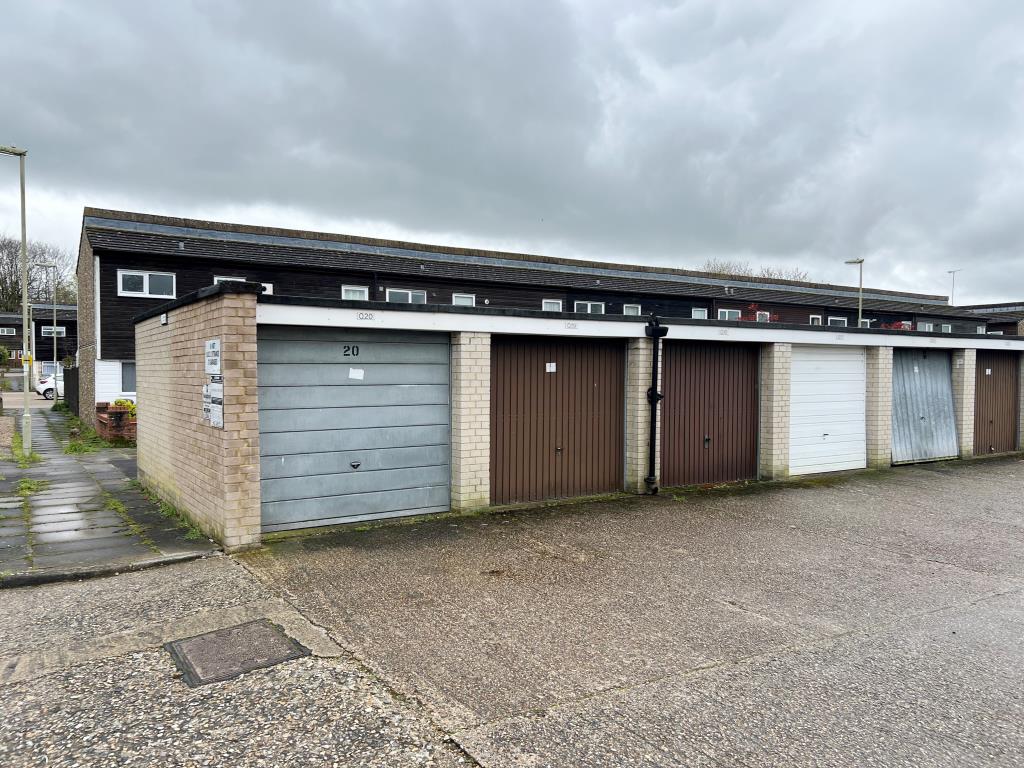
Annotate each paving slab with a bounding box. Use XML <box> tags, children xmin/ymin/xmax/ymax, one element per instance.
<box><xmin>0</xmin><ymin>409</ymin><xmax>216</xmax><ymax>584</ymax></box>
<box><xmin>0</xmin><ymin>556</ymin><xmax>465</xmax><ymax>768</ymax></box>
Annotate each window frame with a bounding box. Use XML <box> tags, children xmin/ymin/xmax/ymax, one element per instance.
<box><xmin>341</xmin><ymin>285</ymin><xmax>370</xmax><ymax>301</ymax></box>
<box><xmin>917</xmin><ymin>322</ymin><xmax>934</xmax><ymax>332</ymax></box>
<box><xmin>691</xmin><ymin>308</ymin><xmax>708</xmax><ymax>320</ymax></box>
<box><xmin>827</xmin><ymin>316</ymin><xmax>848</xmax><ymax>327</ymax></box>
<box><xmin>718</xmin><ymin>309</ymin><xmax>741</xmax><ymax>321</ymax></box>
<box><xmin>0</xmin><ymin>327</ymin><xmax>15</xmax><ymax>336</ymax></box>
<box><xmin>120</xmin><ymin>361</ymin><xmax>137</xmax><ymax>394</ymax></box>
<box><xmin>574</xmin><ymin>301</ymin><xmax>605</xmax><ymax>314</ymax></box>
<box><xmin>755</xmin><ymin>311</ymin><xmax>771</xmax><ymax>323</ymax></box>
<box><xmin>859</xmin><ymin>319</ymin><xmax>875</xmax><ymax>328</ymax></box>
<box><xmin>622</xmin><ymin>304</ymin><xmax>642</xmax><ymax>316</ymax></box>
<box><xmin>809</xmin><ymin>315</ymin><xmax>823</xmax><ymax>326</ymax></box>
<box><xmin>451</xmin><ymin>293</ymin><xmax>476</xmax><ymax>307</ymax></box>
<box><xmin>977</xmin><ymin>326</ymin><xmax>987</xmax><ymax>335</ymax></box>
<box><xmin>385</xmin><ymin>288</ymin><xmax>427</xmax><ymax>304</ymax></box>
<box><xmin>542</xmin><ymin>299</ymin><xmax>563</xmax><ymax>312</ymax></box>
<box><xmin>41</xmin><ymin>326</ymin><xmax>67</xmax><ymax>337</ymax></box>
<box><xmin>940</xmin><ymin>323</ymin><xmax>952</xmax><ymax>333</ymax></box>
<box><xmin>117</xmin><ymin>269</ymin><xmax>176</xmax><ymax>299</ymax></box>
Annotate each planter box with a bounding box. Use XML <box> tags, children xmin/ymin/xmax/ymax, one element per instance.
<box><xmin>96</xmin><ymin>406</ymin><xmax>137</xmax><ymax>442</ymax></box>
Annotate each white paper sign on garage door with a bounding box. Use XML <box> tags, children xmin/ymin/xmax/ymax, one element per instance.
<box><xmin>257</xmin><ymin>326</ymin><xmax>450</xmax><ymax>532</ymax></box>
<box><xmin>790</xmin><ymin>345</ymin><xmax>867</xmax><ymax>476</ymax></box>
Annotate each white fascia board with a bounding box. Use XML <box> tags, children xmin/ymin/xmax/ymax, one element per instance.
<box><xmin>665</xmin><ymin>323</ymin><xmax>1024</xmax><ymax>350</ymax></box>
<box><xmin>255</xmin><ymin>303</ymin><xmax>1024</xmax><ymax>350</ymax></box>
<box><xmin>256</xmin><ymin>303</ymin><xmax>646</xmax><ymax>338</ymax></box>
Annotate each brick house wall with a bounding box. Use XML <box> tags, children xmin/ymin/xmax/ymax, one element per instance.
<box><xmin>135</xmin><ymin>284</ymin><xmax>261</xmax><ymax>552</ymax></box>
<box><xmin>75</xmin><ymin>236</ymin><xmax>97</xmax><ymax>425</ymax></box>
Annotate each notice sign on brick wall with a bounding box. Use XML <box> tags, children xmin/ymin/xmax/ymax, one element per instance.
<box><xmin>205</xmin><ymin>339</ymin><xmax>222</xmax><ymax>374</ymax></box>
<box><xmin>203</xmin><ymin>338</ymin><xmax>224</xmax><ymax>429</ymax></box>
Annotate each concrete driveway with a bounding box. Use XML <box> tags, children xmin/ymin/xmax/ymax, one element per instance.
<box><xmin>242</xmin><ymin>456</ymin><xmax>1024</xmax><ymax>767</ymax></box>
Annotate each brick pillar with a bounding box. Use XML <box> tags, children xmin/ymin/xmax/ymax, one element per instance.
<box><xmin>450</xmin><ymin>332</ymin><xmax>491</xmax><ymax>510</ymax></box>
<box><xmin>624</xmin><ymin>337</ymin><xmax>659</xmax><ymax>493</ymax></box>
<box><xmin>759</xmin><ymin>343</ymin><xmax>791</xmax><ymax>480</ymax></box>
<box><xmin>136</xmin><ymin>284</ymin><xmax>261</xmax><ymax>552</ymax></box>
<box><xmin>865</xmin><ymin>346</ymin><xmax>893</xmax><ymax>468</ymax></box>
<box><xmin>951</xmin><ymin>349</ymin><xmax>976</xmax><ymax>458</ymax></box>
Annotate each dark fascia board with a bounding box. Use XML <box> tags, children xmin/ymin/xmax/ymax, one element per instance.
<box><xmin>242</xmin><ymin>294</ymin><xmax>1019</xmax><ymax>341</ymax></box>
<box><xmin>84</xmin><ymin>207</ymin><xmax>950</xmax><ymax>303</ymax></box>
<box><xmin>132</xmin><ymin>281</ymin><xmax>264</xmax><ymax>324</ymax></box>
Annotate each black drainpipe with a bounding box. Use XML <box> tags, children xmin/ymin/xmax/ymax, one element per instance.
<box><xmin>644</xmin><ymin>315</ymin><xmax>668</xmax><ymax>493</ymax></box>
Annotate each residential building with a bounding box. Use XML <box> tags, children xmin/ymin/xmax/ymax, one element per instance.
<box><xmin>77</xmin><ymin>207</ymin><xmax>997</xmax><ymax>420</ymax></box>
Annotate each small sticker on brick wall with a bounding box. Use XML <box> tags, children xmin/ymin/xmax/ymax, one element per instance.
<box><xmin>349</xmin><ymin>368</ymin><xmax>365</xmax><ymax>380</ymax></box>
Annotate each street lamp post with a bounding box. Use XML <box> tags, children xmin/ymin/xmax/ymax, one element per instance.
<box><xmin>0</xmin><ymin>145</ymin><xmax>31</xmax><ymax>450</ymax></box>
<box><xmin>947</xmin><ymin>269</ymin><xmax>962</xmax><ymax>305</ymax></box>
<box><xmin>845</xmin><ymin>258</ymin><xmax>865</xmax><ymax>327</ymax></box>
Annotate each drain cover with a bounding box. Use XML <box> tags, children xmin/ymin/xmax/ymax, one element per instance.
<box><xmin>164</xmin><ymin>619</ymin><xmax>310</xmax><ymax>687</ymax></box>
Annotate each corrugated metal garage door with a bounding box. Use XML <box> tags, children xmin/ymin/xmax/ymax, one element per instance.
<box><xmin>258</xmin><ymin>326</ymin><xmax>450</xmax><ymax>532</ymax></box>
<box><xmin>790</xmin><ymin>346</ymin><xmax>866</xmax><ymax>476</ymax></box>
<box><xmin>490</xmin><ymin>336</ymin><xmax>624</xmax><ymax>504</ymax></box>
<box><xmin>891</xmin><ymin>349</ymin><xmax>958</xmax><ymax>464</ymax></box>
<box><xmin>975</xmin><ymin>350</ymin><xmax>1020</xmax><ymax>455</ymax></box>
<box><xmin>661</xmin><ymin>341</ymin><xmax>760</xmax><ymax>486</ymax></box>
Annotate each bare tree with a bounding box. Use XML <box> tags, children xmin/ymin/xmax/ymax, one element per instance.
<box><xmin>0</xmin><ymin>234</ymin><xmax>77</xmax><ymax>311</ymax></box>
<box><xmin>700</xmin><ymin>258</ymin><xmax>809</xmax><ymax>282</ymax></box>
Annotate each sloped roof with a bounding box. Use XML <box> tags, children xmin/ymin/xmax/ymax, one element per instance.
<box><xmin>82</xmin><ymin>208</ymin><xmax>987</xmax><ymax>320</ymax></box>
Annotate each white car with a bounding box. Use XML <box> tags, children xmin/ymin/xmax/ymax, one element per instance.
<box><xmin>35</xmin><ymin>375</ymin><xmax>64</xmax><ymax>400</ymax></box>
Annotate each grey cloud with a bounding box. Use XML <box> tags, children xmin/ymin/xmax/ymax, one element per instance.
<box><xmin>0</xmin><ymin>0</ymin><xmax>1022</xmax><ymax>302</ymax></box>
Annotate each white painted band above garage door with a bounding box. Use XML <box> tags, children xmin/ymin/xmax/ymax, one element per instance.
<box><xmin>790</xmin><ymin>345</ymin><xmax>867</xmax><ymax>476</ymax></box>
<box><xmin>258</xmin><ymin>326</ymin><xmax>451</xmax><ymax>532</ymax></box>
<box><xmin>256</xmin><ymin>302</ymin><xmax>1024</xmax><ymax>350</ymax></box>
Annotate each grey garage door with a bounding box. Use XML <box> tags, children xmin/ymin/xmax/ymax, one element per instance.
<box><xmin>891</xmin><ymin>349</ymin><xmax>958</xmax><ymax>464</ymax></box>
<box><xmin>258</xmin><ymin>326</ymin><xmax>450</xmax><ymax>532</ymax></box>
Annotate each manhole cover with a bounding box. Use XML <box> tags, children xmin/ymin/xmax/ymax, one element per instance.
<box><xmin>164</xmin><ymin>619</ymin><xmax>309</xmax><ymax>687</ymax></box>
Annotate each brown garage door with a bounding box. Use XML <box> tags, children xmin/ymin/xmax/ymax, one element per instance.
<box><xmin>975</xmin><ymin>350</ymin><xmax>1020</xmax><ymax>455</ymax></box>
<box><xmin>661</xmin><ymin>341</ymin><xmax>760</xmax><ymax>486</ymax></box>
<box><xmin>491</xmin><ymin>336</ymin><xmax>625</xmax><ymax>504</ymax></box>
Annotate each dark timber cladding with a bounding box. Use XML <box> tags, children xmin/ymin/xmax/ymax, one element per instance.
<box><xmin>490</xmin><ymin>336</ymin><xmax>625</xmax><ymax>504</ymax></box>
<box><xmin>974</xmin><ymin>350</ymin><xmax>1020</xmax><ymax>455</ymax></box>
<box><xmin>660</xmin><ymin>341</ymin><xmax>760</xmax><ymax>486</ymax></box>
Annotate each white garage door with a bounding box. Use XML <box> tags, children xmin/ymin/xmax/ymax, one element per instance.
<box><xmin>258</xmin><ymin>326</ymin><xmax>450</xmax><ymax>532</ymax></box>
<box><xmin>789</xmin><ymin>346</ymin><xmax>867</xmax><ymax>476</ymax></box>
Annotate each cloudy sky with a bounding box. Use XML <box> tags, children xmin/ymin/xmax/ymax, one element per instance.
<box><xmin>1</xmin><ymin>0</ymin><xmax>1022</xmax><ymax>302</ymax></box>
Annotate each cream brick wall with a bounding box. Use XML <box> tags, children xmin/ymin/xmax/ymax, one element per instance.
<box><xmin>450</xmin><ymin>331</ymin><xmax>491</xmax><ymax>510</ymax></box>
<box><xmin>75</xmin><ymin>237</ymin><xmax>97</xmax><ymax>425</ymax></box>
<box><xmin>136</xmin><ymin>288</ymin><xmax>261</xmax><ymax>552</ymax></box>
<box><xmin>865</xmin><ymin>346</ymin><xmax>894</xmax><ymax>468</ymax></box>
<box><xmin>951</xmin><ymin>348</ymin><xmax>976</xmax><ymax>458</ymax></box>
<box><xmin>624</xmin><ymin>337</ymin><xmax>660</xmax><ymax>493</ymax></box>
<box><xmin>759</xmin><ymin>343</ymin><xmax>791</xmax><ymax>479</ymax></box>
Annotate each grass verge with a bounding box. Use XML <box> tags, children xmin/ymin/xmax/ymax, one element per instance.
<box><xmin>64</xmin><ymin>415</ymin><xmax>133</xmax><ymax>454</ymax></box>
<box><xmin>127</xmin><ymin>480</ymin><xmax>206</xmax><ymax>541</ymax></box>
<box><xmin>11</xmin><ymin>432</ymin><xmax>42</xmax><ymax>468</ymax></box>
